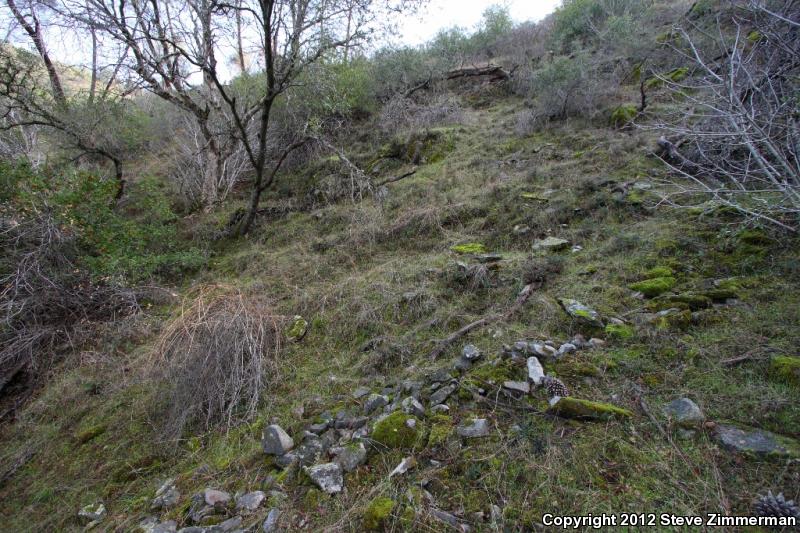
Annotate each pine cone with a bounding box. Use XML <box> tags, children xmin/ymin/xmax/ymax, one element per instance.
<box><xmin>543</xmin><ymin>376</ymin><xmax>569</xmax><ymax>398</ymax></box>
<box><xmin>754</xmin><ymin>491</ymin><xmax>800</xmax><ymax>520</ymax></box>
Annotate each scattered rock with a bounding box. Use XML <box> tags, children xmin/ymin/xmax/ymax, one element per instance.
<box><xmin>531</xmin><ymin>343</ymin><xmax>558</xmax><ymax>361</ymax></box>
<box><xmin>363</xmin><ymin>394</ymin><xmax>389</xmax><ymax>415</ymax></box>
<box><xmin>151</xmin><ymin>479</ymin><xmax>180</xmax><ymax>510</ymax></box>
<box><xmin>547</xmin><ymin>397</ymin><xmax>632</xmax><ymax>421</ymax></box>
<box><xmin>559</xmin><ymin>298</ymin><xmax>603</xmax><ymax>328</ymax></box>
<box><xmin>78</xmin><ymin>502</ymin><xmax>106</xmax><ymax>526</ymax></box>
<box><xmin>663</xmin><ymin>398</ymin><xmax>705</xmax><ymax>428</ymax></box>
<box><xmin>431</xmin><ymin>508</ymin><xmax>462</xmax><ymax>528</ymax></box>
<box><xmin>353</xmin><ymin>387</ymin><xmax>371</xmax><ymax>399</ymax></box>
<box><xmin>527</xmin><ymin>357</ymin><xmax>545</xmax><ymax>386</ymax></box>
<box><xmin>429</xmin><ymin>368</ymin><xmax>453</xmax><ymax>383</ymax></box>
<box><xmin>588</xmin><ymin>338</ymin><xmax>606</xmax><ymax>349</ymax></box>
<box><xmin>235</xmin><ymin>491</ymin><xmax>265</xmax><ymax>513</ymax></box>
<box><xmin>533</xmin><ymin>236</ymin><xmax>570</xmax><ymax>252</ymax></box>
<box><xmin>262</xmin><ymin>508</ymin><xmax>280</xmax><ymax>533</ymax></box>
<box><xmin>430</xmin><ymin>382</ymin><xmax>458</xmax><ymax>405</ymax></box>
<box><xmin>714</xmin><ymin>424</ymin><xmax>800</xmax><ymax>459</ymax></box>
<box><xmin>203</xmin><ymin>488</ymin><xmax>231</xmax><ymax>507</ymax></box>
<box><xmin>430</xmin><ymin>404</ymin><xmax>450</xmax><ymax>414</ymax></box>
<box><xmin>557</xmin><ymin>343</ymin><xmax>577</xmax><ymax>356</ymax></box>
<box><xmin>305</xmin><ymin>463</ymin><xmax>344</xmax><ymax>494</ymax></box>
<box><xmin>331</xmin><ymin>442</ymin><xmax>367</xmax><ymax>472</ymax></box>
<box><xmin>262</xmin><ymin>425</ymin><xmax>294</xmax><ymax>456</ymax></box>
<box><xmin>286</xmin><ymin>315</ymin><xmax>309</xmax><ymax>342</ymax></box>
<box><xmin>139</xmin><ymin>518</ymin><xmax>177</xmax><ymax>533</ymax></box>
<box><xmin>334</xmin><ymin>415</ymin><xmax>369</xmax><ymax>430</ymax></box>
<box><xmin>462</xmin><ymin>344</ymin><xmax>481</xmax><ymax>361</ymax></box>
<box><xmin>389</xmin><ymin>456</ymin><xmax>417</xmax><ymax>477</ymax></box>
<box><xmin>401</xmin><ymin>396</ymin><xmax>425</xmax><ymax>417</ymax></box>
<box><xmin>457</xmin><ymin>418</ymin><xmax>491</xmax><ymax>438</ymax></box>
<box><xmin>503</xmin><ymin>381</ymin><xmax>530</xmax><ymax>394</ymax></box>
<box><xmin>216</xmin><ymin>516</ymin><xmax>243</xmax><ymax>531</ymax></box>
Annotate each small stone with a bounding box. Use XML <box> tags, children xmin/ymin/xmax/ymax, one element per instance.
<box><xmin>262</xmin><ymin>425</ymin><xmax>294</xmax><ymax>456</ymax></box>
<box><xmin>305</xmin><ymin>463</ymin><xmax>344</xmax><ymax>494</ymax></box>
<box><xmin>430</xmin><ymin>404</ymin><xmax>450</xmax><ymax>414</ymax></box>
<box><xmin>353</xmin><ymin>387</ymin><xmax>371</xmax><ymax>399</ymax></box>
<box><xmin>389</xmin><ymin>456</ymin><xmax>417</xmax><ymax>477</ymax></box>
<box><xmin>203</xmin><ymin>488</ymin><xmax>231</xmax><ymax>507</ymax></box>
<box><xmin>588</xmin><ymin>338</ymin><xmax>606</xmax><ymax>349</ymax></box>
<box><xmin>151</xmin><ymin>479</ymin><xmax>180</xmax><ymax>510</ymax></box>
<box><xmin>401</xmin><ymin>397</ymin><xmax>425</xmax><ymax>417</ymax></box>
<box><xmin>308</xmin><ymin>422</ymin><xmax>329</xmax><ymax>434</ymax></box>
<box><xmin>559</xmin><ymin>298</ymin><xmax>603</xmax><ymax>327</ymax></box>
<box><xmin>570</xmin><ymin>334</ymin><xmax>587</xmax><ymax>348</ymax></box>
<box><xmin>431</xmin><ymin>508</ymin><xmax>462</xmax><ymax>527</ymax></box>
<box><xmin>714</xmin><ymin>424</ymin><xmax>800</xmax><ymax>459</ymax></box>
<box><xmin>262</xmin><ymin>508</ymin><xmax>280</xmax><ymax>533</ymax></box>
<box><xmin>663</xmin><ymin>398</ymin><xmax>705</xmax><ymax>429</ymax></box>
<box><xmin>453</xmin><ymin>357</ymin><xmax>472</xmax><ymax>372</ymax></box>
<box><xmin>430</xmin><ymin>382</ymin><xmax>457</xmax><ymax>405</ymax></box>
<box><xmin>503</xmin><ymin>381</ymin><xmax>530</xmax><ymax>394</ymax></box>
<box><xmin>533</xmin><ymin>236</ymin><xmax>570</xmax><ymax>251</ymax></box>
<box><xmin>217</xmin><ymin>516</ymin><xmax>243</xmax><ymax>531</ymax></box>
<box><xmin>78</xmin><ymin>502</ymin><xmax>106</xmax><ymax>525</ymax></box>
<box><xmin>462</xmin><ymin>344</ymin><xmax>481</xmax><ymax>361</ymax></box>
<box><xmin>526</xmin><ymin>357</ymin><xmax>545</xmax><ymax>386</ymax></box>
<box><xmin>334</xmin><ymin>416</ymin><xmax>368</xmax><ymax>430</ymax></box>
<box><xmin>557</xmin><ymin>343</ymin><xmax>577</xmax><ymax>356</ymax></box>
<box><xmin>429</xmin><ymin>368</ymin><xmax>453</xmax><ymax>383</ymax></box>
<box><xmin>363</xmin><ymin>394</ymin><xmax>389</xmax><ymax>415</ymax></box>
<box><xmin>331</xmin><ymin>442</ymin><xmax>367</xmax><ymax>472</ymax></box>
<box><xmin>457</xmin><ymin>418</ymin><xmax>491</xmax><ymax>438</ymax></box>
<box><xmin>235</xmin><ymin>491</ymin><xmax>266</xmax><ymax>512</ymax></box>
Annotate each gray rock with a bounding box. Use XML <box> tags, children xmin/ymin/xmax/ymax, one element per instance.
<box><xmin>262</xmin><ymin>425</ymin><xmax>294</xmax><ymax>456</ymax></box>
<box><xmin>402</xmin><ymin>396</ymin><xmax>425</xmax><ymax>417</ymax></box>
<box><xmin>457</xmin><ymin>418</ymin><xmax>491</xmax><ymax>438</ymax></box>
<box><xmin>559</xmin><ymin>298</ymin><xmax>603</xmax><ymax>328</ymax></box>
<box><xmin>462</xmin><ymin>344</ymin><xmax>481</xmax><ymax>361</ymax></box>
<box><xmin>78</xmin><ymin>502</ymin><xmax>106</xmax><ymax>526</ymax></box>
<box><xmin>150</xmin><ymin>520</ymin><xmax>178</xmax><ymax>533</ymax></box>
<box><xmin>331</xmin><ymin>442</ymin><xmax>367</xmax><ymax>472</ymax></box>
<box><xmin>152</xmin><ymin>479</ymin><xmax>180</xmax><ymax>510</ymax></box>
<box><xmin>431</xmin><ymin>508</ymin><xmax>462</xmax><ymax>527</ymax></box>
<box><xmin>714</xmin><ymin>424</ymin><xmax>800</xmax><ymax>459</ymax></box>
<box><xmin>235</xmin><ymin>491</ymin><xmax>265</xmax><ymax>512</ymax></box>
<box><xmin>216</xmin><ymin>516</ymin><xmax>243</xmax><ymax>532</ymax></box>
<box><xmin>453</xmin><ymin>356</ymin><xmax>473</xmax><ymax>372</ymax></box>
<box><xmin>663</xmin><ymin>398</ymin><xmax>704</xmax><ymax>428</ymax></box>
<box><xmin>531</xmin><ymin>343</ymin><xmax>558</xmax><ymax>360</ymax></box>
<box><xmin>526</xmin><ymin>357</ymin><xmax>545</xmax><ymax>386</ymax></box>
<box><xmin>430</xmin><ymin>382</ymin><xmax>458</xmax><ymax>405</ymax></box>
<box><xmin>557</xmin><ymin>343</ymin><xmax>577</xmax><ymax>356</ymax></box>
<box><xmin>352</xmin><ymin>387</ymin><xmax>370</xmax><ymax>399</ymax></box>
<box><xmin>503</xmin><ymin>381</ymin><xmax>530</xmax><ymax>394</ymax></box>
<box><xmin>570</xmin><ymin>334</ymin><xmax>587</xmax><ymax>348</ymax></box>
<box><xmin>305</xmin><ymin>463</ymin><xmax>344</xmax><ymax>494</ymax></box>
<box><xmin>588</xmin><ymin>338</ymin><xmax>606</xmax><ymax>349</ymax></box>
<box><xmin>334</xmin><ymin>415</ymin><xmax>368</xmax><ymax>430</ymax></box>
<box><xmin>430</xmin><ymin>404</ymin><xmax>450</xmax><ymax>414</ymax></box>
<box><xmin>533</xmin><ymin>236</ymin><xmax>570</xmax><ymax>252</ymax></box>
<box><xmin>429</xmin><ymin>368</ymin><xmax>453</xmax><ymax>383</ymax></box>
<box><xmin>402</xmin><ymin>380</ymin><xmax>423</xmax><ymax>399</ymax></box>
<box><xmin>308</xmin><ymin>422</ymin><xmax>329</xmax><ymax>434</ymax></box>
<box><xmin>363</xmin><ymin>393</ymin><xmax>389</xmax><ymax>415</ymax></box>
<box><xmin>389</xmin><ymin>456</ymin><xmax>417</xmax><ymax>477</ymax></box>
<box><xmin>204</xmin><ymin>489</ymin><xmax>231</xmax><ymax>507</ymax></box>
<box><xmin>262</xmin><ymin>508</ymin><xmax>280</xmax><ymax>532</ymax></box>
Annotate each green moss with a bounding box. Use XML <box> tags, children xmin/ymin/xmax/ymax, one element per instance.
<box><xmin>652</xmin><ymin>293</ymin><xmax>712</xmax><ymax>311</ymax></box>
<box><xmin>769</xmin><ymin>356</ymin><xmax>800</xmax><ymax>388</ymax></box>
<box><xmin>653</xmin><ymin>309</ymin><xmax>692</xmax><ymax>330</ymax></box>
<box><xmin>363</xmin><ymin>497</ymin><xmax>395</xmax><ymax>531</ymax></box>
<box><xmin>547</xmin><ymin>397</ymin><xmax>633</xmax><ymax>421</ymax></box>
<box><xmin>520</xmin><ymin>192</ymin><xmax>549</xmax><ymax>201</ymax></box>
<box><xmin>427</xmin><ymin>415</ymin><xmax>453</xmax><ymax>447</ymax></box>
<box><xmin>372</xmin><ymin>412</ymin><xmax>419</xmax><ymax>449</ymax></box>
<box><xmin>286</xmin><ymin>315</ymin><xmax>308</xmax><ymax>342</ymax></box>
<box><xmin>604</xmin><ymin>323</ymin><xmax>635</xmax><ymax>340</ymax></box>
<box><xmin>629</xmin><ymin>276</ymin><xmax>677</xmax><ymax>297</ymax></box>
<box><xmin>666</xmin><ymin>67</ymin><xmax>689</xmax><ymax>82</ymax></box>
<box><xmin>645</xmin><ymin>266</ymin><xmax>673</xmax><ymax>278</ymax></box>
<box><xmin>610</xmin><ymin>104</ymin><xmax>637</xmax><ymax>128</ymax></box>
<box><xmin>468</xmin><ymin>359</ymin><xmax>517</xmax><ymax>384</ymax></box>
<box><xmin>75</xmin><ymin>424</ymin><xmax>107</xmax><ymax>444</ymax></box>
<box><xmin>747</xmin><ymin>30</ymin><xmax>763</xmax><ymax>43</ymax></box>
<box><xmin>450</xmin><ymin>242</ymin><xmax>487</xmax><ymax>255</ymax></box>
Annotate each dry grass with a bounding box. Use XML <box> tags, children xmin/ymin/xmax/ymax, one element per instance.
<box><xmin>149</xmin><ymin>284</ymin><xmax>285</xmax><ymax>441</ymax></box>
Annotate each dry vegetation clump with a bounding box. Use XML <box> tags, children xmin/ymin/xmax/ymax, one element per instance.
<box><xmin>149</xmin><ymin>285</ymin><xmax>284</xmax><ymax>441</ymax></box>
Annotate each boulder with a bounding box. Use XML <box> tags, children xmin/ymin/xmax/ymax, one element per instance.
<box><xmin>533</xmin><ymin>237</ymin><xmax>570</xmax><ymax>252</ymax></box>
<box><xmin>305</xmin><ymin>463</ymin><xmax>344</xmax><ymax>494</ymax></box>
<box><xmin>663</xmin><ymin>398</ymin><xmax>704</xmax><ymax>428</ymax></box>
<box><xmin>262</xmin><ymin>425</ymin><xmax>294</xmax><ymax>456</ymax></box>
<box><xmin>714</xmin><ymin>424</ymin><xmax>800</xmax><ymax>459</ymax></box>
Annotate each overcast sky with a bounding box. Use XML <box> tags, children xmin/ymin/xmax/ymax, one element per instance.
<box><xmin>395</xmin><ymin>0</ymin><xmax>562</xmax><ymax>45</ymax></box>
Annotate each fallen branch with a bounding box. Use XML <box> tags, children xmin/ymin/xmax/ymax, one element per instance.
<box><xmin>446</xmin><ymin>64</ymin><xmax>510</xmax><ymax>82</ymax></box>
<box><xmin>404</xmin><ymin>77</ymin><xmax>431</xmax><ymax>98</ymax></box>
<box><xmin>428</xmin><ymin>282</ymin><xmax>538</xmax><ymax>360</ymax></box>
<box><xmin>374</xmin><ymin>167</ymin><xmax>417</xmax><ymax>187</ymax></box>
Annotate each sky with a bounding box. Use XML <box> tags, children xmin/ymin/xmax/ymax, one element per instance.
<box><xmin>395</xmin><ymin>0</ymin><xmax>562</xmax><ymax>45</ymax></box>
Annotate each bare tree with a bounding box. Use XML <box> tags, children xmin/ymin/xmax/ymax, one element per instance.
<box><xmin>648</xmin><ymin>1</ymin><xmax>799</xmax><ymax>232</ymax></box>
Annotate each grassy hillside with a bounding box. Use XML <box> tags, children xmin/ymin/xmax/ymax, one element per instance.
<box><xmin>1</xmin><ymin>82</ymin><xmax>798</xmax><ymax>532</ymax></box>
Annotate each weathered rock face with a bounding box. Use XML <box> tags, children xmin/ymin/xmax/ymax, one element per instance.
<box><xmin>547</xmin><ymin>397</ymin><xmax>632</xmax><ymax>421</ymax></box>
<box><xmin>713</xmin><ymin>424</ymin><xmax>800</xmax><ymax>459</ymax></box>
<box><xmin>456</xmin><ymin>418</ymin><xmax>491</xmax><ymax>438</ymax></box>
<box><xmin>663</xmin><ymin>398</ymin><xmax>704</xmax><ymax>428</ymax></box>
<box><xmin>262</xmin><ymin>425</ymin><xmax>294</xmax><ymax>456</ymax></box>
<box><xmin>558</xmin><ymin>298</ymin><xmax>603</xmax><ymax>328</ymax></box>
<box><xmin>305</xmin><ymin>463</ymin><xmax>344</xmax><ymax>494</ymax></box>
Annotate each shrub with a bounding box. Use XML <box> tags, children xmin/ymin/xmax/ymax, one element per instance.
<box><xmin>150</xmin><ymin>285</ymin><xmax>285</xmax><ymax>440</ymax></box>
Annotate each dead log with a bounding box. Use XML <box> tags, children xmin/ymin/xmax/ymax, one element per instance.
<box><xmin>446</xmin><ymin>65</ymin><xmax>510</xmax><ymax>83</ymax></box>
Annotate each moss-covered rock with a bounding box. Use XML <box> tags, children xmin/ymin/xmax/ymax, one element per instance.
<box><xmin>605</xmin><ymin>323</ymin><xmax>635</xmax><ymax>340</ymax></box>
<box><xmin>372</xmin><ymin>412</ymin><xmax>419</xmax><ymax>449</ymax></box>
<box><xmin>75</xmin><ymin>424</ymin><xmax>107</xmax><ymax>444</ymax></box>
<box><xmin>629</xmin><ymin>276</ymin><xmax>677</xmax><ymax>297</ymax></box>
<box><xmin>363</xmin><ymin>497</ymin><xmax>395</xmax><ymax>531</ymax></box>
<box><xmin>558</xmin><ymin>298</ymin><xmax>603</xmax><ymax>328</ymax></box>
<box><xmin>451</xmin><ymin>242</ymin><xmax>487</xmax><ymax>255</ymax></box>
<box><xmin>644</xmin><ymin>266</ymin><xmax>673</xmax><ymax>278</ymax></box>
<box><xmin>653</xmin><ymin>293</ymin><xmax>712</xmax><ymax>311</ymax></box>
<box><xmin>547</xmin><ymin>397</ymin><xmax>632</xmax><ymax>421</ymax></box>
<box><xmin>652</xmin><ymin>308</ymin><xmax>692</xmax><ymax>330</ymax></box>
<box><xmin>427</xmin><ymin>415</ymin><xmax>453</xmax><ymax>447</ymax></box>
<box><xmin>769</xmin><ymin>356</ymin><xmax>800</xmax><ymax>388</ymax></box>
<box><xmin>286</xmin><ymin>315</ymin><xmax>308</xmax><ymax>342</ymax></box>
<box><xmin>610</xmin><ymin>104</ymin><xmax>637</xmax><ymax>128</ymax></box>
